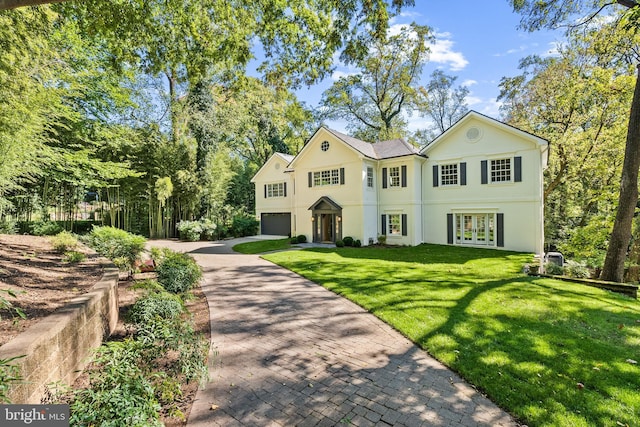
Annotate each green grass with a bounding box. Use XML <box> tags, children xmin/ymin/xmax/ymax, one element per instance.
<box><xmin>261</xmin><ymin>244</ymin><xmax>640</xmax><ymax>427</ymax></box>
<box><xmin>232</xmin><ymin>238</ymin><xmax>292</xmax><ymax>254</ymax></box>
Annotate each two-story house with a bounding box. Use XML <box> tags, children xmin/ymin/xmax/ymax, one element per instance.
<box><xmin>251</xmin><ymin>111</ymin><xmax>549</xmax><ymax>255</ymax></box>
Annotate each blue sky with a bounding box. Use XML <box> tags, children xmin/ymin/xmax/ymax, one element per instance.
<box><xmin>297</xmin><ymin>1</ymin><xmax>566</xmax><ymax>133</ymax></box>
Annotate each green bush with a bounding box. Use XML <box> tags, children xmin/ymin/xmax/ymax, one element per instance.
<box><xmin>0</xmin><ymin>355</ymin><xmax>24</xmax><ymax>403</ymax></box>
<box><xmin>564</xmin><ymin>260</ymin><xmax>590</xmax><ymax>279</ymax></box>
<box><xmin>176</xmin><ymin>221</ymin><xmax>203</xmax><ymax>242</ymax></box>
<box><xmin>544</xmin><ymin>262</ymin><xmax>564</xmax><ymax>275</ymax></box>
<box><xmin>63</xmin><ymin>251</ymin><xmax>86</xmax><ymax>263</ymax></box>
<box><xmin>290</xmin><ymin>236</ymin><xmax>299</xmax><ymax>244</ymax></box>
<box><xmin>230</xmin><ymin>214</ymin><xmax>259</xmax><ymax>237</ymax></box>
<box><xmin>83</xmin><ymin>226</ymin><xmax>146</xmax><ymax>271</ymax></box>
<box><xmin>336</xmin><ymin>240</ymin><xmax>345</xmax><ymax>247</ymax></box>
<box><xmin>31</xmin><ymin>221</ymin><xmax>63</xmax><ymax>236</ymax></box>
<box><xmin>156</xmin><ymin>251</ymin><xmax>202</xmax><ymax>294</ymax></box>
<box><xmin>343</xmin><ymin>236</ymin><xmax>354</xmax><ymax>247</ymax></box>
<box><xmin>297</xmin><ymin>234</ymin><xmax>307</xmax><ymax>243</ymax></box>
<box><xmin>127</xmin><ymin>291</ymin><xmax>185</xmax><ymax>328</ymax></box>
<box><xmin>50</xmin><ymin>231</ymin><xmax>78</xmax><ymax>253</ymax></box>
<box><xmin>0</xmin><ymin>221</ymin><xmax>17</xmax><ymax>234</ymax></box>
<box><xmin>354</xmin><ymin>239</ymin><xmax>362</xmax><ymax>247</ymax></box>
<box><xmin>377</xmin><ymin>235</ymin><xmax>387</xmax><ymax>245</ymax></box>
<box><xmin>69</xmin><ymin>340</ymin><xmax>163</xmax><ymax>427</ymax></box>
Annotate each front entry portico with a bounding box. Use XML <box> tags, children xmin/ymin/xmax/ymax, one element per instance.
<box><xmin>309</xmin><ymin>196</ymin><xmax>342</xmax><ymax>243</ymax></box>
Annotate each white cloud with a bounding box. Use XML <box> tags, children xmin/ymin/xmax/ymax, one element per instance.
<box><xmin>493</xmin><ymin>45</ymin><xmax>528</xmax><ymax>57</ymax></box>
<box><xmin>462</xmin><ymin>79</ymin><xmax>478</xmax><ymax>87</ymax></box>
<box><xmin>330</xmin><ymin>70</ymin><xmax>357</xmax><ymax>81</ymax></box>
<box><xmin>466</xmin><ymin>95</ymin><xmax>482</xmax><ymax>106</ymax></box>
<box><xmin>541</xmin><ymin>41</ymin><xmax>562</xmax><ymax>58</ymax></box>
<box><xmin>429</xmin><ymin>33</ymin><xmax>468</xmax><ymax>71</ymax></box>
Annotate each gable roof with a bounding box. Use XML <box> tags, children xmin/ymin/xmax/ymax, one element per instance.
<box><xmin>250</xmin><ymin>152</ymin><xmax>294</xmax><ymax>183</ymax></box>
<box><xmin>325</xmin><ymin>128</ymin><xmax>422</xmax><ymax>160</ymax></box>
<box><xmin>421</xmin><ymin>110</ymin><xmax>549</xmax><ymax>155</ymax></box>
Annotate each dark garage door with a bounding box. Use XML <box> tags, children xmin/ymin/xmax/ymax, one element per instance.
<box><xmin>261</xmin><ymin>213</ymin><xmax>291</xmax><ymax>236</ymax></box>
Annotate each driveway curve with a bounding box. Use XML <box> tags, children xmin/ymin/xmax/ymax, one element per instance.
<box><xmin>149</xmin><ymin>238</ymin><xmax>519</xmax><ymax>427</ymax></box>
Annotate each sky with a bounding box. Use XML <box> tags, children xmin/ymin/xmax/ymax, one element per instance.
<box><xmin>296</xmin><ymin>1</ymin><xmax>566</xmax><ymax>134</ymax></box>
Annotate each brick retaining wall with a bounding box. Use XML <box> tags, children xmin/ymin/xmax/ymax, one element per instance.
<box><xmin>0</xmin><ymin>266</ymin><xmax>119</xmax><ymax>403</ymax></box>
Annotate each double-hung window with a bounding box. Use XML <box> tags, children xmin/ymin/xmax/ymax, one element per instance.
<box><xmin>491</xmin><ymin>158</ymin><xmax>511</xmax><ymax>183</ymax></box>
<box><xmin>481</xmin><ymin>157</ymin><xmax>522</xmax><ymax>184</ymax></box>
<box><xmin>367</xmin><ymin>167</ymin><xmax>374</xmax><ymax>188</ymax></box>
<box><xmin>265</xmin><ymin>182</ymin><xmax>285</xmax><ymax>198</ymax></box>
<box><xmin>441</xmin><ymin>164</ymin><xmax>458</xmax><ymax>186</ymax></box>
<box><xmin>313</xmin><ymin>169</ymin><xmax>339</xmax><ymax>186</ymax></box>
<box><xmin>389</xmin><ymin>166</ymin><xmax>401</xmax><ymax>187</ymax></box>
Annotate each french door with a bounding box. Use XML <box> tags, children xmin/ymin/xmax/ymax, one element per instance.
<box><xmin>456</xmin><ymin>213</ymin><xmax>495</xmax><ymax>246</ymax></box>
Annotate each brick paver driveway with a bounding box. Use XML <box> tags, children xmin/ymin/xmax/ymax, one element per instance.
<box><xmin>149</xmin><ymin>238</ymin><xmax>519</xmax><ymax>427</ymax></box>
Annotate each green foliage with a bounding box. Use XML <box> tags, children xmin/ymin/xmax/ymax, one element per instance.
<box><xmin>0</xmin><ymin>356</ymin><xmax>24</xmax><ymax>404</ymax></box>
<box><xmin>544</xmin><ymin>262</ymin><xmax>564</xmax><ymax>275</ymax></box>
<box><xmin>342</xmin><ymin>236</ymin><xmax>354</xmax><ymax>247</ymax></box>
<box><xmin>50</xmin><ymin>231</ymin><xmax>79</xmax><ymax>253</ymax></box>
<box><xmin>230</xmin><ymin>213</ymin><xmax>259</xmax><ymax>237</ymax></box>
<box><xmin>335</xmin><ymin>239</ymin><xmax>345</xmax><ymax>247</ymax></box>
<box><xmin>127</xmin><ymin>291</ymin><xmax>185</xmax><ymax>328</ymax></box>
<box><xmin>69</xmin><ymin>340</ymin><xmax>163</xmax><ymax>427</ymax></box>
<box><xmin>156</xmin><ymin>251</ymin><xmax>202</xmax><ymax>294</ymax></box>
<box><xmin>563</xmin><ymin>260</ymin><xmax>591</xmax><ymax>279</ymax></box>
<box><xmin>176</xmin><ymin>220</ymin><xmax>203</xmax><ymax>242</ymax></box>
<box><xmin>63</xmin><ymin>251</ymin><xmax>86</xmax><ymax>264</ymax></box>
<box><xmin>0</xmin><ymin>221</ymin><xmax>17</xmax><ymax>234</ymax></box>
<box><xmin>264</xmin><ymin>245</ymin><xmax>640</xmax><ymax>427</ymax></box>
<box><xmin>84</xmin><ymin>226</ymin><xmax>146</xmax><ymax>271</ymax></box>
<box><xmin>354</xmin><ymin>239</ymin><xmax>362</xmax><ymax>248</ymax></box>
<box><xmin>296</xmin><ymin>235</ymin><xmax>307</xmax><ymax>243</ymax></box>
<box><xmin>31</xmin><ymin>221</ymin><xmax>64</xmax><ymax>236</ymax></box>
<box><xmin>377</xmin><ymin>235</ymin><xmax>387</xmax><ymax>245</ymax></box>
<box><xmin>0</xmin><ymin>289</ymin><xmax>26</xmax><ymax>322</ymax></box>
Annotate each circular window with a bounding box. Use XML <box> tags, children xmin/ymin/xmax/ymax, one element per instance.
<box><xmin>321</xmin><ymin>140</ymin><xmax>330</xmax><ymax>151</ymax></box>
<box><xmin>465</xmin><ymin>127</ymin><xmax>482</xmax><ymax>143</ymax></box>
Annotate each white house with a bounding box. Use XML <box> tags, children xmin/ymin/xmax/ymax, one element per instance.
<box><xmin>251</xmin><ymin>111</ymin><xmax>549</xmax><ymax>255</ymax></box>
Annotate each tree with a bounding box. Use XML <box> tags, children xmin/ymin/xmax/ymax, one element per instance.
<box><xmin>498</xmin><ymin>26</ymin><xmax>635</xmax><ymax>261</ymax></box>
<box><xmin>417</xmin><ymin>69</ymin><xmax>469</xmax><ymax>141</ymax></box>
<box><xmin>320</xmin><ymin>22</ymin><xmax>432</xmax><ymax>141</ymax></box>
<box><xmin>510</xmin><ymin>0</ymin><xmax>640</xmax><ymax>282</ymax></box>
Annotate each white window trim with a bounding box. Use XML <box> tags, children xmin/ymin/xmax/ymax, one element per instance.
<box><xmin>313</xmin><ymin>169</ymin><xmax>340</xmax><ymax>187</ymax></box>
<box><xmin>389</xmin><ymin>166</ymin><xmax>401</xmax><ymax>188</ymax></box>
<box><xmin>490</xmin><ymin>158</ymin><xmax>512</xmax><ymax>184</ymax></box>
<box><xmin>440</xmin><ymin>163</ymin><xmax>459</xmax><ymax>186</ymax></box>
<box><xmin>266</xmin><ymin>182</ymin><xmax>285</xmax><ymax>198</ymax></box>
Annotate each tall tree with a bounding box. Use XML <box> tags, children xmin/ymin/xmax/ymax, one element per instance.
<box><xmin>417</xmin><ymin>69</ymin><xmax>469</xmax><ymax>141</ymax></box>
<box><xmin>510</xmin><ymin>0</ymin><xmax>640</xmax><ymax>282</ymax></box>
<box><xmin>320</xmin><ymin>22</ymin><xmax>432</xmax><ymax>141</ymax></box>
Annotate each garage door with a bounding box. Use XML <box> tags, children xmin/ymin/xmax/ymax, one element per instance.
<box><xmin>261</xmin><ymin>213</ymin><xmax>291</xmax><ymax>236</ymax></box>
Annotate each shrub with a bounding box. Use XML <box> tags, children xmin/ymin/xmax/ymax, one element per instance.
<box><xmin>200</xmin><ymin>219</ymin><xmax>217</xmax><ymax>241</ymax></box>
<box><xmin>544</xmin><ymin>262</ymin><xmax>564</xmax><ymax>275</ymax></box>
<box><xmin>83</xmin><ymin>226</ymin><xmax>146</xmax><ymax>271</ymax></box>
<box><xmin>156</xmin><ymin>251</ymin><xmax>202</xmax><ymax>294</ymax></box>
<box><xmin>354</xmin><ymin>239</ymin><xmax>362</xmax><ymax>247</ymax></box>
<box><xmin>31</xmin><ymin>221</ymin><xmax>63</xmax><ymax>236</ymax></box>
<box><xmin>336</xmin><ymin>240</ymin><xmax>345</xmax><ymax>247</ymax></box>
<box><xmin>230</xmin><ymin>214</ymin><xmax>259</xmax><ymax>237</ymax></box>
<box><xmin>69</xmin><ymin>340</ymin><xmax>162</xmax><ymax>427</ymax></box>
<box><xmin>63</xmin><ymin>251</ymin><xmax>86</xmax><ymax>263</ymax></box>
<box><xmin>0</xmin><ymin>355</ymin><xmax>24</xmax><ymax>403</ymax></box>
<box><xmin>290</xmin><ymin>236</ymin><xmax>299</xmax><ymax>244</ymax></box>
<box><xmin>343</xmin><ymin>236</ymin><xmax>354</xmax><ymax>247</ymax></box>
<box><xmin>564</xmin><ymin>260</ymin><xmax>590</xmax><ymax>279</ymax></box>
<box><xmin>176</xmin><ymin>221</ymin><xmax>203</xmax><ymax>242</ymax></box>
<box><xmin>50</xmin><ymin>231</ymin><xmax>78</xmax><ymax>253</ymax></box>
<box><xmin>127</xmin><ymin>291</ymin><xmax>185</xmax><ymax>328</ymax></box>
<box><xmin>377</xmin><ymin>235</ymin><xmax>387</xmax><ymax>245</ymax></box>
<box><xmin>297</xmin><ymin>234</ymin><xmax>307</xmax><ymax>243</ymax></box>
<box><xmin>0</xmin><ymin>221</ymin><xmax>17</xmax><ymax>234</ymax></box>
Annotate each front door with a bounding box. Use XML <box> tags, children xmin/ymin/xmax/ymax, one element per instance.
<box><xmin>321</xmin><ymin>214</ymin><xmax>334</xmax><ymax>242</ymax></box>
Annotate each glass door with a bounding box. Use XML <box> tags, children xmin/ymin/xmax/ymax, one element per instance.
<box><xmin>456</xmin><ymin>213</ymin><xmax>495</xmax><ymax>246</ymax></box>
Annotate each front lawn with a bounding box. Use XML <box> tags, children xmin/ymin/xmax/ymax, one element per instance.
<box><xmin>262</xmin><ymin>244</ymin><xmax>640</xmax><ymax>427</ymax></box>
<box><xmin>233</xmin><ymin>238</ymin><xmax>291</xmax><ymax>254</ymax></box>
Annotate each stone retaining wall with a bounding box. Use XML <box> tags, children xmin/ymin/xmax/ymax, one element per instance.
<box><xmin>0</xmin><ymin>266</ymin><xmax>119</xmax><ymax>403</ymax></box>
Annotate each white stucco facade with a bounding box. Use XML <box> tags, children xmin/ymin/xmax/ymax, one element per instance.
<box><xmin>251</xmin><ymin>111</ymin><xmax>549</xmax><ymax>254</ymax></box>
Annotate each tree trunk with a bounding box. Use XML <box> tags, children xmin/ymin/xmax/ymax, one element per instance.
<box><xmin>600</xmin><ymin>65</ymin><xmax>640</xmax><ymax>282</ymax></box>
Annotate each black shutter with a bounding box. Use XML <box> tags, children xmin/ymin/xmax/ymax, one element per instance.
<box><xmin>308</xmin><ymin>172</ymin><xmax>312</xmax><ymax>187</ymax></box>
<box><xmin>402</xmin><ymin>214</ymin><xmax>408</xmax><ymax>236</ymax></box>
<box><xmin>481</xmin><ymin>160</ymin><xmax>488</xmax><ymax>184</ymax></box>
<box><xmin>283</xmin><ymin>182</ymin><xmax>287</xmax><ymax>197</ymax></box>
<box><xmin>497</xmin><ymin>213</ymin><xmax>504</xmax><ymax>247</ymax></box>
<box><xmin>382</xmin><ymin>168</ymin><xmax>388</xmax><ymax>189</ymax></box>
<box><xmin>340</xmin><ymin>167</ymin><xmax>345</xmax><ymax>185</ymax></box>
<box><xmin>401</xmin><ymin>165</ymin><xmax>407</xmax><ymax>187</ymax></box>
<box><xmin>447</xmin><ymin>213</ymin><xmax>454</xmax><ymax>244</ymax></box>
<box><xmin>381</xmin><ymin>215</ymin><xmax>387</xmax><ymax>235</ymax></box>
<box><xmin>264</xmin><ymin>185</ymin><xmax>267</xmax><ymax>199</ymax></box>
<box><xmin>514</xmin><ymin>156</ymin><xmax>522</xmax><ymax>182</ymax></box>
<box><xmin>432</xmin><ymin>165</ymin><xmax>439</xmax><ymax>187</ymax></box>
<box><xmin>460</xmin><ymin>162</ymin><xmax>467</xmax><ymax>186</ymax></box>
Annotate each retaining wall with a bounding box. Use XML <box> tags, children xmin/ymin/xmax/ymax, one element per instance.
<box><xmin>0</xmin><ymin>266</ymin><xmax>119</xmax><ymax>403</ymax></box>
